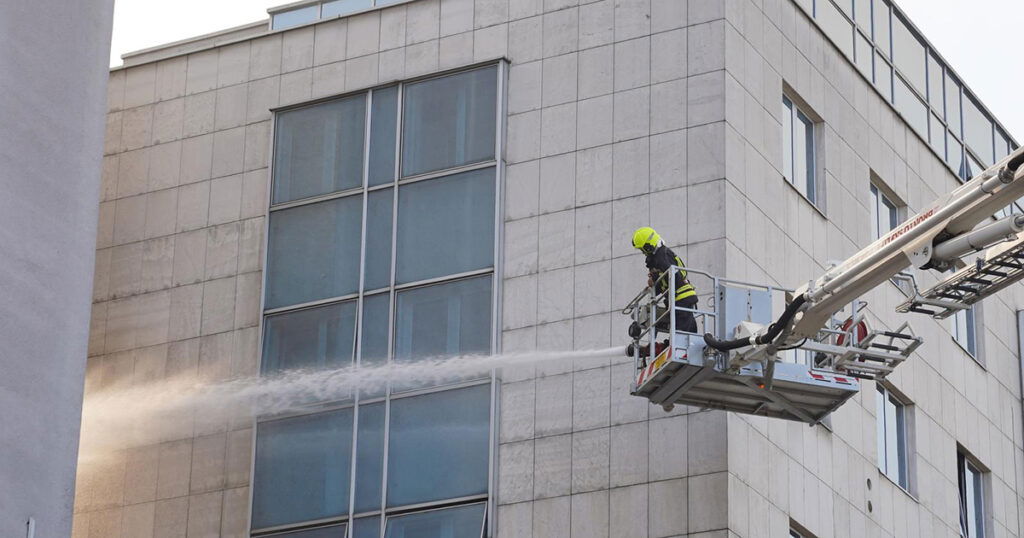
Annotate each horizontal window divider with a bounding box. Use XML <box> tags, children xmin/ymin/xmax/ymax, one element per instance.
<box><xmin>394</xmin><ymin>268</ymin><xmax>494</xmax><ymax>291</ymax></box>
<box><xmin>256</xmin><ymin>399</ymin><xmax>357</xmax><ymax>423</ymax></box>
<box><xmin>269</xmin><ymin>186</ymin><xmax>364</xmax><ymax>212</ymax></box>
<box><xmin>367</xmin><ymin>182</ymin><xmax>394</xmax><ymax>193</ymax></box>
<box><xmin>263</xmin><ymin>293</ymin><xmax>360</xmax><ymax>316</ymax></box>
<box><xmin>387</xmin><ymin>378</ymin><xmax>492</xmax><ymax>400</ymax></box>
<box><xmin>251</xmin><ymin>514</ymin><xmax>349</xmax><ymax>536</ymax></box>
<box><xmin>384</xmin><ymin>496</ymin><xmax>489</xmax><ymax>517</ymax></box>
<box><xmin>398</xmin><ymin>160</ymin><xmax>497</xmax><ymax>185</ymax></box>
<box><xmin>363</xmin><ymin>286</ymin><xmax>390</xmax><ymax>296</ymax></box>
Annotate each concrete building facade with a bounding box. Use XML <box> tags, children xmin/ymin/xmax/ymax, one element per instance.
<box><xmin>75</xmin><ymin>0</ymin><xmax>1024</xmax><ymax>537</ymax></box>
<box><xmin>0</xmin><ymin>1</ymin><xmax>115</xmax><ymax>537</ymax></box>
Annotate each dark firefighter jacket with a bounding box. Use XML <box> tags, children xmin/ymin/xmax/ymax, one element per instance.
<box><xmin>645</xmin><ymin>245</ymin><xmax>697</xmax><ymax>302</ymax></box>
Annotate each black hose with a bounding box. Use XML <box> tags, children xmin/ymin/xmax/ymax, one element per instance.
<box><xmin>1007</xmin><ymin>150</ymin><xmax>1024</xmax><ymax>173</ymax></box>
<box><xmin>703</xmin><ymin>294</ymin><xmax>808</xmax><ymax>351</ymax></box>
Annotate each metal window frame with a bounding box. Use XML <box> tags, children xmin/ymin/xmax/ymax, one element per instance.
<box><xmin>874</xmin><ymin>383</ymin><xmax>910</xmax><ymax>490</ymax></box>
<box><xmin>252</xmin><ymin>61</ymin><xmax>506</xmax><ymax>538</ymax></box>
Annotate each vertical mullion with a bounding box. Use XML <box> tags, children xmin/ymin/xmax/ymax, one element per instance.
<box><xmin>349</xmin><ymin>90</ymin><xmax>373</xmax><ymax>535</ymax></box>
<box><xmin>380</xmin><ymin>80</ymin><xmax>403</xmax><ymax>538</ymax></box>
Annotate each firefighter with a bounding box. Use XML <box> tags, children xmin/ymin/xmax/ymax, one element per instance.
<box><xmin>631</xmin><ymin>227</ymin><xmax>698</xmax><ymax>334</ymax></box>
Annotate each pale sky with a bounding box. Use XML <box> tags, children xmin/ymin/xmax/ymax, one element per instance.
<box><xmin>109</xmin><ymin>0</ymin><xmax>1023</xmax><ymax>140</ymax></box>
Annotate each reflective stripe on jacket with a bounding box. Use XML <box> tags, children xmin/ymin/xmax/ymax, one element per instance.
<box><xmin>644</xmin><ymin>245</ymin><xmax>696</xmax><ymax>301</ymax></box>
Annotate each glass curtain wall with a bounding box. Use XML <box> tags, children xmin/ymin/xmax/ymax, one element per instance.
<box><xmin>254</xmin><ymin>64</ymin><xmax>502</xmax><ymax>537</ymax></box>
<box><xmin>799</xmin><ymin>0</ymin><xmax>1018</xmax><ymax>198</ymax></box>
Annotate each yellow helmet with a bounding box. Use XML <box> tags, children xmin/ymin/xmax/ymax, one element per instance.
<box><xmin>632</xmin><ymin>227</ymin><xmax>660</xmax><ymax>253</ymax></box>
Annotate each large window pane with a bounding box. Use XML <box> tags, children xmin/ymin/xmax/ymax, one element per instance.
<box><xmin>854</xmin><ymin>0</ymin><xmax>870</xmax><ymax>29</ymax></box>
<box><xmin>947</xmin><ymin>132</ymin><xmax>964</xmax><ymax>174</ymax></box>
<box><xmin>354</xmin><ymin>402</ymin><xmax>385</xmax><ymax>513</ymax></box>
<box><xmin>395</xmin><ymin>276</ymin><xmax>492</xmax><ymax>361</ymax></box>
<box><xmin>396</xmin><ymin>168</ymin><xmax>495</xmax><ymax>284</ymax></box>
<box><xmin>253</xmin><ymin>410</ymin><xmax>354</xmax><ymax>529</ymax></box>
<box><xmin>402</xmin><ymin>67</ymin><xmax>497</xmax><ymax>176</ymax></box>
<box><xmin>267</xmin><ymin>195</ymin><xmax>362</xmax><ymax>309</ymax></box>
<box><xmin>384</xmin><ymin>504</ymin><xmax>486</xmax><ymax>538</ymax></box>
<box><xmin>855</xmin><ymin>31</ymin><xmax>872</xmax><ymax>79</ymax></box>
<box><xmin>387</xmin><ymin>386</ymin><xmax>490</xmax><ymax>507</ymax></box>
<box><xmin>360</xmin><ymin>293</ymin><xmax>390</xmax><ymax>365</ymax></box>
<box><xmin>262</xmin><ymin>301</ymin><xmax>357</xmax><ymax>374</ymax></box>
<box><xmin>817</xmin><ymin>0</ymin><xmax>854</xmax><ymax>57</ymax></box>
<box><xmin>794</xmin><ymin>109</ymin><xmax>814</xmax><ymax>202</ymax></box>
<box><xmin>894</xmin><ymin>75</ymin><xmax>928</xmax><ymax>138</ymax></box>
<box><xmin>364</xmin><ymin>188</ymin><xmax>393</xmax><ymax>291</ymax></box>
<box><xmin>929</xmin><ymin>113</ymin><xmax>945</xmax><ymax>156</ymax></box>
<box><xmin>891</xmin><ymin>15</ymin><xmax>926</xmax><ymax>94</ymax></box>
<box><xmin>963</xmin><ymin>95</ymin><xmax>994</xmax><ymax>165</ymax></box>
<box><xmin>369</xmin><ymin>86</ymin><xmax>399</xmax><ymax>186</ymax></box>
<box><xmin>274</xmin><ymin>96</ymin><xmax>366</xmax><ymax>204</ymax></box>
<box><xmin>322</xmin><ymin>0</ymin><xmax>372</xmax><ymax>18</ymax></box>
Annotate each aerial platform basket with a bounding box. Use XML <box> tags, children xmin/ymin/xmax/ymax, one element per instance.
<box><xmin>623</xmin><ymin>268</ymin><xmax>920</xmax><ymax>424</ymax></box>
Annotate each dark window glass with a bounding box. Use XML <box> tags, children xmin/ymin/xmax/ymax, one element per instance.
<box><xmin>360</xmin><ymin>292</ymin><xmax>390</xmax><ymax>366</ymax></box>
<box><xmin>384</xmin><ymin>504</ymin><xmax>486</xmax><ymax>538</ymax></box>
<box><xmin>322</xmin><ymin>0</ymin><xmax>373</xmax><ymax>18</ymax></box>
<box><xmin>253</xmin><ymin>409</ymin><xmax>354</xmax><ymax>529</ymax></box>
<box><xmin>402</xmin><ymin>67</ymin><xmax>497</xmax><ymax>176</ymax></box>
<box><xmin>266</xmin><ymin>195</ymin><xmax>363</xmax><ymax>309</ymax></box>
<box><xmin>262</xmin><ymin>301</ymin><xmax>357</xmax><ymax>374</ymax></box>
<box><xmin>369</xmin><ymin>86</ymin><xmax>399</xmax><ymax>186</ymax></box>
<box><xmin>395</xmin><ymin>168</ymin><xmax>496</xmax><ymax>284</ymax></box>
<box><xmin>387</xmin><ymin>386</ymin><xmax>490</xmax><ymax>507</ymax></box>
<box><xmin>394</xmin><ymin>275</ymin><xmax>492</xmax><ymax>361</ymax></box>
<box><xmin>354</xmin><ymin>402</ymin><xmax>385</xmax><ymax>513</ymax></box>
<box><xmin>354</xmin><ymin>517</ymin><xmax>381</xmax><ymax>538</ymax></box>
<box><xmin>274</xmin><ymin>96</ymin><xmax>366</xmax><ymax>204</ymax></box>
<box><xmin>364</xmin><ymin>188</ymin><xmax>393</xmax><ymax>291</ymax></box>
<box><xmin>958</xmin><ymin>452</ymin><xmax>985</xmax><ymax>538</ymax></box>
<box><xmin>266</xmin><ymin>524</ymin><xmax>348</xmax><ymax>537</ymax></box>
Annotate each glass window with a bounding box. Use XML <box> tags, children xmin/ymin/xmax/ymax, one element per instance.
<box><xmin>947</xmin><ymin>132</ymin><xmax>964</xmax><ymax>175</ymax></box>
<box><xmin>782</xmin><ymin>96</ymin><xmax>816</xmax><ymax>204</ymax></box>
<box><xmin>322</xmin><ymin>0</ymin><xmax>373</xmax><ymax>18</ymax></box>
<box><xmin>253</xmin><ymin>409</ymin><xmax>354</xmax><ymax>529</ymax></box>
<box><xmin>273</xmin><ymin>96</ymin><xmax>367</xmax><ymax>204</ymax></box>
<box><xmin>873</xmin><ymin>0</ymin><xmax>891</xmax><ymax>56</ymax></box>
<box><xmin>958</xmin><ymin>452</ymin><xmax>986</xmax><ymax>538</ymax></box>
<box><xmin>891</xmin><ymin>15</ymin><xmax>926</xmax><ymax>94</ymax></box>
<box><xmin>272</xmin><ymin>5</ymin><xmax>320</xmax><ymax>30</ymax></box>
<box><xmin>945</xmin><ymin>74</ymin><xmax>962</xmax><ymax>135</ymax></box>
<box><xmin>875</xmin><ymin>385</ymin><xmax>909</xmax><ymax>489</ymax></box>
<box><xmin>816</xmin><ymin>0</ymin><xmax>854</xmax><ymax>58</ymax></box>
<box><xmin>855</xmin><ymin>31</ymin><xmax>873</xmax><ymax>79</ymax></box>
<box><xmin>384</xmin><ymin>504</ymin><xmax>486</xmax><ymax>538</ymax></box>
<box><xmin>354</xmin><ymin>517</ymin><xmax>381</xmax><ymax>538</ymax></box>
<box><xmin>952</xmin><ymin>306</ymin><xmax>977</xmax><ymax>356</ymax></box>
<box><xmin>396</xmin><ymin>167</ymin><xmax>496</xmax><ymax>284</ymax></box>
<box><xmin>354</xmin><ymin>402</ymin><xmax>385</xmax><ymax>513</ymax></box>
<box><xmin>369</xmin><ymin>86</ymin><xmax>398</xmax><ymax>186</ymax></box>
<box><xmin>360</xmin><ymin>293</ymin><xmax>390</xmax><ymax>366</ymax></box>
<box><xmin>402</xmin><ymin>67</ymin><xmax>497</xmax><ymax>177</ymax></box>
<box><xmin>996</xmin><ymin>128</ymin><xmax>1012</xmax><ymax>161</ymax></box>
<box><xmin>875</xmin><ymin>53</ymin><xmax>892</xmax><ymax>101</ymax></box>
<box><xmin>853</xmin><ymin>0</ymin><xmax>871</xmax><ymax>29</ymax></box>
<box><xmin>262</xmin><ymin>301</ymin><xmax>357</xmax><ymax>375</ymax></box>
<box><xmin>927</xmin><ymin>54</ymin><xmax>943</xmax><ymax>110</ymax></box>
<box><xmin>963</xmin><ymin>95</ymin><xmax>994</xmax><ymax>165</ymax></box>
<box><xmin>364</xmin><ymin>188</ymin><xmax>394</xmax><ymax>291</ymax></box>
<box><xmin>387</xmin><ymin>385</ymin><xmax>490</xmax><ymax>507</ymax></box>
<box><xmin>870</xmin><ymin>184</ymin><xmax>900</xmax><ymax>240</ymax></box>
<box><xmin>929</xmin><ymin>113</ymin><xmax>945</xmax><ymax>157</ymax></box>
<box><xmin>894</xmin><ymin>75</ymin><xmax>928</xmax><ymax>139</ymax></box>
<box><xmin>394</xmin><ymin>276</ymin><xmax>493</xmax><ymax>361</ymax></box>
<box><xmin>266</xmin><ymin>195</ymin><xmax>363</xmax><ymax>309</ymax></box>
<box><xmin>268</xmin><ymin>524</ymin><xmax>349</xmax><ymax>538</ymax></box>
<box><xmin>966</xmin><ymin>151</ymin><xmax>985</xmax><ymax>180</ymax></box>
